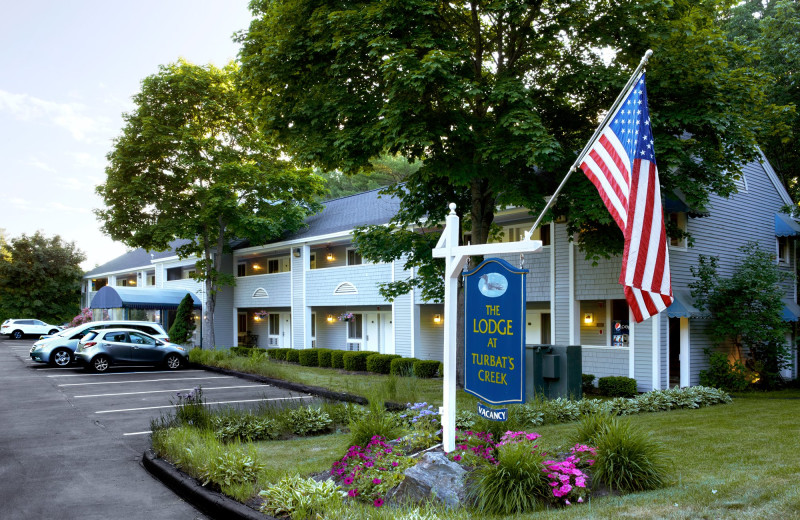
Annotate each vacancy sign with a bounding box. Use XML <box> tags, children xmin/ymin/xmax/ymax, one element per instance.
<box><xmin>463</xmin><ymin>258</ymin><xmax>527</xmax><ymax>405</ymax></box>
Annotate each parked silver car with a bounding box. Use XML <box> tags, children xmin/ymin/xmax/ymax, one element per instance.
<box><xmin>74</xmin><ymin>328</ymin><xmax>187</xmax><ymax>372</ymax></box>
<box><xmin>29</xmin><ymin>320</ymin><xmax>169</xmax><ymax>367</ymax></box>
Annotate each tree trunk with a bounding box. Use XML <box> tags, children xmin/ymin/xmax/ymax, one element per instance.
<box><xmin>202</xmin><ymin>265</ymin><xmax>216</xmax><ymax>349</ymax></box>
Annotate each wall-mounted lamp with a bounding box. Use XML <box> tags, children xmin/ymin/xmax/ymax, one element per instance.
<box><xmin>252</xmin><ymin>263</ymin><xmax>262</xmax><ymax>271</ymax></box>
<box><xmin>584</xmin><ymin>313</ymin><xmax>593</xmax><ymax>324</ymax></box>
<box><xmin>326</xmin><ymin>314</ymin><xmax>335</xmax><ymax>323</ymax></box>
<box><xmin>254</xmin><ymin>315</ymin><xmax>262</xmax><ymax>321</ymax></box>
<box><xmin>326</xmin><ymin>247</ymin><xmax>334</xmax><ymax>261</ymax></box>
<box><xmin>129</xmin><ymin>280</ymin><xmax>136</xmax><ymax>286</ymax></box>
<box><xmin>293</xmin><ymin>248</ymin><xmax>301</xmax><ymax>258</ymax></box>
<box><xmin>433</xmin><ymin>314</ymin><xmax>442</xmax><ymax>324</ymax></box>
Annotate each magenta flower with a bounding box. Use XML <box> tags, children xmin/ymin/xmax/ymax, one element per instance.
<box><xmin>348</xmin><ymin>489</ymin><xmax>358</xmax><ymax>497</ymax></box>
<box><xmin>453</xmin><ymin>454</ymin><xmax>462</xmax><ymax>461</ymax></box>
<box><xmin>391</xmin><ymin>461</ymin><xmax>399</xmax><ymax>467</ymax></box>
<box><xmin>372</xmin><ymin>478</ymin><xmax>382</xmax><ymax>485</ymax></box>
<box><xmin>373</xmin><ymin>498</ymin><xmax>384</xmax><ymax>508</ymax></box>
<box><xmin>565</xmin><ymin>499</ymin><xmax>571</xmax><ymax>505</ymax></box>
<box><xmin>343</xmin><ymin>476</ymin><xmax>354</xmax><ymax>486</ymax></box>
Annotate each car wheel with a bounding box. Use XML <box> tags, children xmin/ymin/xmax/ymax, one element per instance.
<box><xmin>164</xmin><ymin>353</ymin><xmax>183</xmax><ymax>370</ymax></box>
<box><xmin>12</xmin><ymin>330</ymin><xmax>23</xmax><ymax>340</ymax></box>
<box><xmin>91</xmin><ymin>355</ymin><xmax>110</xmax><ymax>373</ymax></box>
<box><xmin>50</xmin><ymin>348</ymin><xmax>72</xmax><ymax>367</ymax></box>
<box><xmin>48</xmin><ymin>329</ymin><xmax>59</xmax><ymax>335</ymax></box>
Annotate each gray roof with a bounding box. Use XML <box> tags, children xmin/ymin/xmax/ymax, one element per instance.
<box><xmin>85</xmin><ymin>189</ymin><xmax>399</xmax><ymax>277</ymax></box>
<box><xmin>84</xmin><ymin>239</ymin><xmax>191</xmax><ymax>277</ymax></box>
<box><xmin>289</xmin><ymin>188</ymin><xmax>398</xmax><ymax>240</ymax></box>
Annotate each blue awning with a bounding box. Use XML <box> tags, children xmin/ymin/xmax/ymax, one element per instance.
<box><xmin>666</xmin><ymin>289</ymin><xmax>710</xmax><ymax>319</ymax></box>
<box><xmin>90</xmin><ymin>286</ymin><xmax>202</xmax><ymax>310</ymax></box>
<box><xmin>775</xmin><ymin>214</ymin><xmax>800</xmax><ymax>237</ymax></box>
<box><xmin>782</xmin><ymin>299</ymin><xmax>800</xmax><ymax>322</ymax></box>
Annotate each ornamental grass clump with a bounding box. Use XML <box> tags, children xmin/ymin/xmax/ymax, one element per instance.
<box><xmin>331</xmin><ymin>435</ymin><xmax>415</xmax><ymax>507</ymax></box>
<box><xmin>348</xmin><ymin>400</ymin><xmax>405</xmax><ymax>448</ymax></box>
<box><xmin>591</xmin><ymin>417</ymin><xmax>670</xmax><ymax>492</ymax></box>
<box><xmin>465</xmin><ymin>433</ymin><xmax>550</xmax><ymax>515</ymax></box>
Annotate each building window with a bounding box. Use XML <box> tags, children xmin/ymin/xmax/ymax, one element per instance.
<box><xmin>237</xmin><ymin>263</ymin><xmax>246</xmax><ymax>277</ymax></box>
<box><xmin>269</xmin><ymin>313</ymin><xmax>280</xmax><ymax>335</ymax></box>
<box><xmin>183</xmin><ymin>268</ymin><xmax>196</xmax><ymax>279</ymax></box>
<box><xmin>310</xmin><ymin>313</ymin><xmax>316</xmax><ymax>339</ymax></box>
<box><xmin>268</xmin><ymin>259</ymin><xmax>280</xmax><ymax>273</ymax></box>
<box><xmin>494</xmin><ymin>223</ymin><xmax>551</xmax><ymax>246</ymax></box>
<box><xmin>310</xmin><ymin>253</ymin><xmax>317</xmax><ymax>270</ymax></box>
<box><xmin>237</xmin><ymin>312</ymin><xmax>248</xmax><ymax>333</ymax></box>
<box><xmin>669</xmin><ymin>213</ymin><xmax>687</xmax><ymax>248</ymax></box>
<box><xmin>347</xmin><ymin>249</ymin><xmax>363</xmax><ymax>266</ymax></box>
<box><xmin>347</xmin><ymin>314</ymin><xmax>363</xmax><ymax>340</ymax></box>
<box><xmin>777</xmin><ymin>236</ymin><xmax>791</xmax><ymax>264</ymax></box>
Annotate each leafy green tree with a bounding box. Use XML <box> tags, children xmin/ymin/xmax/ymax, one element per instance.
<box><xmin>96</xmin><ymin>60</ymin><xmax>325</xmax><ymax>349</ymax></box>
<box><xmin>0</xmin><ymin>232</ymin><xmax>85</xmax><ymax>324</ymax></box>
<box><xmin>725</xmin><ymin>0</ymin><xmax>799</xmax><ymax>204</ymax></box>
<box><xmin>238</xmin><ymin>0</ymin><xmax>786</xmax><ymax>302</ymax></box>
<box><xmin>690</xmin><ymin>243</ymin><xmax>792</xmax><ymax>389</ymax></box>
<box><xmin>168</xmin><ymin>293</ymin><xmax>197</xmax><ymax>345</ymax></box>
<box><xmin>319</xmin><ymin>154</ymin><xmax>420</xmax><ymax>200</ymax></box>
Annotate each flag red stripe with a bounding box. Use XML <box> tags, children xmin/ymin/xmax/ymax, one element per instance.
<box><xmin>580</xmin><ymin>157</ymin><xmax>626</xmax><ymax>230</ymax></box>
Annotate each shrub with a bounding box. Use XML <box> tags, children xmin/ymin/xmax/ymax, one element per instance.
<box><xmin>200</xmin><ymin>447</ymin><xmax>264</xmax><ymax>488</ymax></box>
<box><xmin>259</xmin><ymin>475</ymin><xmax>344</xmax><ymax>519</ymax></box>
<box><xmin>413</xmin><ymin>360</ymin><xmax>440</xmax><ymax>378</ymax></box>
<box><xmin>466</xmin><ymin>439</ymin><xmax>550</xmax><ymax>514</ymax></box>
<box><xmin>230</xmin><ymin>346</ymin><xmax>267</xmax><ymax>357</ymax></box>
<box><xmin>331</xmin><ymin>350</ymin><xmax>346</xmax><ymax>369</ymax></box>
<box><xmin>285</xmin><ymin>406</ymin><xmax>333</xmax><ymax>436</ymax></box>
<box><xmin>316</xmin><ymin>348</ymin><xmax>333</xmax><ymax>368</ymax></box>
<box><xmin>343</xmin><ymin>351</ymin><xmax>372</xmax><ymax>372</ymax></box>
<box><xmin>298</xmin><ymin>349</ymin><xmax>319</xmax><ymax>367</ymax></box>
<box><xmin>571</xmin><ymin>412</ymin><xmax>614</xmax><ymax>446</ymax></box>
<box><xmin>267</xmin><ymin>348</ymin><xmax>289</xmax><ymax>360</ymax></box>
<box><xmin>168</xmin><ymin>293</ymin><xmax>196</xmax><ymax>344</ymax></box>
<box><xmin>598</xmin><ymin>376</ymin><xmax>638</xmax><ymax>397</ymax></box>
<box><xmin>582</xmin><ymin>373</ymin><xmax>596</xmax><ymax>394</ymax></box>
<box><xmin>286</xmin><ymin>349</ymin><xmax>300</xmax><ymax>363</ymax></box>
<box><xmin>366</xmin><ymin>354</ymin><xmax>402</xmax><ymax>374</ymax></box>
<box><xmin>390</xmin><ymin>357</ymin><xmax>418</xmax><ymax>376</ymax></box>
<box><xmin>348</xmin><ymin>401</ymin><xmax>405</xmax><ymax>448</ymax></box>
<box><xmin>212</xmin><ymin>413</ymin><xmax>278</xmax><ymax>442</ymax></box>
<box><xmin>592</xmin><ymin>417</ymin><xmax>669</xmax><ymax>492</ymax></box>
<box><xmin>607</xmin><ymin>397</ymin><xmax>641</xmax><ymax>416</ymax></box>
<box><xmin>699</xmin><ymin>350</ymin><xmax>750</xmax><ymax>392</ymax></box>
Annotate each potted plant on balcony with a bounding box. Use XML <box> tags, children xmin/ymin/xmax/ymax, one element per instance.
<box><xmin>338</xmin><ymin>312</ymin><xmax>354</xmax><ymax>323</ymax></box>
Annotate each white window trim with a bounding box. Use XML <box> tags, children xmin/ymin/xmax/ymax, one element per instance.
<box><xmin>668</xmin><ymin>212</ymin><xmax>688</xmax><ymax>251</ymax></box>
<box><xmin>346</xmin><ymin>247</ymin><xmax>366</xmax><ymax>266</ymax></box>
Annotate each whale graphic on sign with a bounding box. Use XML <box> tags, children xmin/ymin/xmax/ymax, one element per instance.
<box><xmin>478</xmin><ymin>273</ymin><xmax>508</xmax><ymax>298</ymax></box>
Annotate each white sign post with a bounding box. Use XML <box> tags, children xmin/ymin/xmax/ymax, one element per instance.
<box><xmin>432</xmin><ymin>203</ymin><xmax>542</xmax><ymax>452</ymax></box>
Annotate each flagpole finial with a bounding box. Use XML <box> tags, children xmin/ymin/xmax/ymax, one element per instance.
<box><xmin>642</xmin><ymin>49</ymin><xmax>653</xmax><ymax>65</ymax></box>
<box><xmin>448</xmin><ymin>203</ymin><xmax>457</xmax><ymax>215</ymax></box>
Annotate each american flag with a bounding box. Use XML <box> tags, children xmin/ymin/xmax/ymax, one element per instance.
<box><xmin>580</xmin><ymin>73</ymin><xmax>673</xmax><ymax>322</ymax></box>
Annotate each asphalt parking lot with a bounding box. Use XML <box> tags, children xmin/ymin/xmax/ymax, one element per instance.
<box><xmin>0</xmin><ymin>337</ymin><xmax>311</xmax><ymax>520</ymax></box>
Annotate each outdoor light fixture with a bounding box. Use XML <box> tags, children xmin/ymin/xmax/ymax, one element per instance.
<box><xmin>327</xmin><ymin>314</ymin><xmax>334</xmax><ymax>323</ymax></box>
<box><xmin>252</xmin><ymin>263</ymin><xmax>262</xmax><ymax>270</ymax></box>
<box><xmin>434</xmin><ymin>314</ymin><xmax>442</xmax><ymax>324</ymax></box>
<box><xmin>326</xmin><ymin>248</ymin><xmax>334</xmax><ymax>261</ymax></box>
<box><xmin>584</xmin><ymin>313</ymin><xmax>593</xmax><ymax>324</ymax></box>
<box><xmin>254</xmin><ymin>315</ymin><xmax>262</xmax><ymax>321</ymax></box>
<box><xmin>293</xmin><ymin>248</ymin><xmax>301</xmax><ymax>258</ymax></box>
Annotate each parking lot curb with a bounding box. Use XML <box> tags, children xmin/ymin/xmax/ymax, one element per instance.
<box><xmin>190</xmin><ymin>362</ymin><xmax>405</xmax><ymax>410</ymax></box>
<box><xmin>142</xmin><ymin>449</ymin><xmax>278</xmax><ymax>520</ymax></box>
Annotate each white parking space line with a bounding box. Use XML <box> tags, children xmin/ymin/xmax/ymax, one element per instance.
<box><xmin>73</xmin><ymin>385</ymin><xmax>260</xmax><ymax>398</ymax></box>
<box><xmin>47</xmin><ymin>370</ymin><xmax>206</xmax><ymax>377</ymax></box>
<box><xmin>123</xmin><ymin>431</ymin><xmax>152</xmax><ymax>436</ymax></box>
<box><xmin>96</xmin><ymin>396</ymin><xmax>313</xmax><ymax>414</ymax></box>
<box><xmin>59</xmin><ymin>376</ymin><xmax>231</xmax><ymax>387</ymax></box>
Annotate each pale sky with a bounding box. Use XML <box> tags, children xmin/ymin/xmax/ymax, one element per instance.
<box><xmin>0</xmin><ymin>1</ymin><xmax>253</xmax><ymax>270</ymax></box>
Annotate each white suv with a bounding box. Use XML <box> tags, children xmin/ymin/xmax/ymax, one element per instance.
<box><xmin>1</xmin><ymin>319</ymin><xmax>62</xmax><ymax>339</ymax></box>
<box><xmin>29</xmin><ymin>320</ymin><xmax>169</xmax><ymax>367</ymax></box>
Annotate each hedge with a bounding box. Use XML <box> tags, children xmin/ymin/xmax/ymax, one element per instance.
<box><xmin>582</xmin><ymin>373</ymin><xmax>596</xmax><ymax>394</ymax></box>
<box><xmin>266</xmin><ymin>348</ymin><xmax>289</xmax><ymax>360</ymax></box>
<box><xmin>331</xmin><ymin>350</ymin><xmax>345</xmax><ymax>369</ymax></box>
<box><xmin>365</xmin><ymin>354</ymin><xmax>402</xmax><ymax>374</ymax></box>
<box><xmin>414</xmin><ymin>360</ymin><xmax>441</xmax><ymax>378</ymax></box>
<box><xmin>285</xmin><ymin>349</ymin><xmax>300</xmax><ymax>363</ymax></box>
<box><xmin>390</xmin><ymin>357</ymin><xmax>418</xmax><ymax>376</ymax></box>
<box><xmin>343</xmin><ymin>351</ymin><xmax>373</xmax><ymax>372</ymax></box>
<box><xmin>598</xmin><ymin>376</ymin><xmax>638</xmax><ymax>397</ymax></box>
<box><xmin>230</xmin><ymin>347</ymin><xmax>267</xmax><ymax>357</ymax></box>
<box><xmin>316</xmin><ymin>348</ymin><xmax>333</xmax><ymax>367</ymax></box>
<box><xmin>298</xmin><ymin>349</ymin><xmax>319</xmax><ymax>367</ymax></box>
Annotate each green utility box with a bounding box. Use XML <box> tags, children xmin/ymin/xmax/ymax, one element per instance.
<box><xmin>525</xmin><ymin>345</ymin><xmax>582</xmax><ymax>400</ymax></box>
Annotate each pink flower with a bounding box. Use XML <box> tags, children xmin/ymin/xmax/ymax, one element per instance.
<box><xmin>559</xmin><ymin>483</ymin><xmax>573</xmax><ymax>494</ymax></box>
<box><xmin>577</xmin><ymin>497</ymin><xmax>584</xmax><ymax>503</ymax></box>
<box><xmin>576</xmin><ymin>476</ymin><xmax>586</xmax><ymax>488</ymax></box>
<box><xmin>565</xmin><ymin>499</ymin><xmax>571</xmax><ymax>505</ymax></box>
<box><xmin>348</xmin><ymin>489</ymin><xmax>358</xmax><ymax>497</ymax></box>
<box><xmin>453</xmin><ymin>455</ymin><xmax>462</xmax><ymax>462</ymax></box>
<box><xmin>372</xmin><ymin>478</ymin><xmax>382</xmax><ymax>485</ymax></box>
<box><xmin>373</xmin><ymin>498</ymin><xmax>384</xmax><ymax>507</ymax></box>
<box><xmin>343</xmin><ymin>476</ymin><xmax>354</xmax><ymax>486</ymax></box>
<box><xmin>391</xmin><ymin>461</ymin><xmax>399</xmax><ymax>467</ymax></box>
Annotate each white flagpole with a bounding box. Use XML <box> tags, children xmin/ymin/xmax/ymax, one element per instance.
<box><xmin>528</xmin><ymin>49</ymin><xmax>654</xmax><ymax>235</ymax></box>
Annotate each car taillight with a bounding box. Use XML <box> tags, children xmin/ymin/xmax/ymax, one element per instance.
<box><xmin>83</xmin><ymin>341</ymin><xmax>97</xmax><ymax>349</ymax></box>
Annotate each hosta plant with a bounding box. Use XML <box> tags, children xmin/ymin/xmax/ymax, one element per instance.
<box><xmin>259</xmin><ymin>475</ymin><xmax>345</xmax><ymax>519</ymax></box>
<box><xmin>200</xmin><ymin>447</ymin><xmax>263</xmax><ymax>488</ymax></box>
<box><xmin>285</xmin><ymin>406</ymin><xmax>332</xmax><ymax>436</ymax></box>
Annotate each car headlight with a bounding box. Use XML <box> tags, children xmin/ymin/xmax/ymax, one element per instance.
<box><xmin>174</xmin><ymin>346</ymin><xmax>186</xmax><ymax>352</ymax></box>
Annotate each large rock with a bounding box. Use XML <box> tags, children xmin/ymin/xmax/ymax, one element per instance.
<box><xmin>387</xmin><ymin>451</ymin><xmax>467</xmax><ymax>509</ymax></box>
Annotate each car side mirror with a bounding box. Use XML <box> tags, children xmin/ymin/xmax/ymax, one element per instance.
<box><xmin>156</xmin><ymin>341</ymin><xmax>164</xmax><ymax>346</ymax></box>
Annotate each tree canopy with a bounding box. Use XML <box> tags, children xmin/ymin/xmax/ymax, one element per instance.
<box><xmin>96</xmin><ymin>60</ymin><xmax>325</xmax><ymax>348</ymax></box>
<box><xmin>0</xmin><ymin>232</ymin><xmax>85</xmax><ymax>324</ymax></box>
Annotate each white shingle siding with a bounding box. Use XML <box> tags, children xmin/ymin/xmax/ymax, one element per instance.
<box><xmin>306</xmin><ymin>264</ymin><xmax>393</xmax><ymax>306</ymax></box>
<box><xmin>581</xmin><ymin>347</ymin><xmax>630</xmax><ymax>381</ymax></box>
<box><xmin>234</xmin><ymin>272</ymin><xmax>291</xmax><ymax>308</ymax></box>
